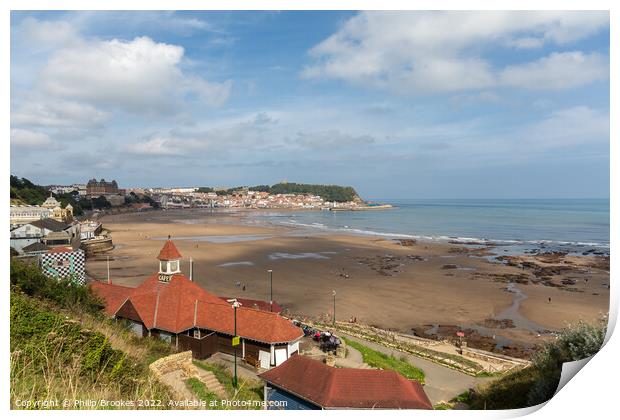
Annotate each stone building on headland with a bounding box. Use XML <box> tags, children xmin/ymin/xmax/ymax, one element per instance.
<box><xmin>86</xmin><ymin>178</ymin><xmax>124</xmax><ymax>197</ymax></box>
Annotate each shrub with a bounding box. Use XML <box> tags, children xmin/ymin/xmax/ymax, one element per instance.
<box><xmin>468</xmin><ymin>319</ymin><xmax>607</xmax><ymax>409</ymax></box>
<box><xmin>10</xmin><ymin>259</ymin><xmax>104</xmax><ymax>315</ymax></box>
<box><xmin>10</xmin><ymin>291</ymin><xmax>173</xmax><ymax>408</ymax></box>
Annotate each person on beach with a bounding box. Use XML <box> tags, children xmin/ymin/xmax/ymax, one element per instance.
<box><xmin>548</xmin><ymin>297</ymin><xmax>551</xmax><ymax>303</ymax></box>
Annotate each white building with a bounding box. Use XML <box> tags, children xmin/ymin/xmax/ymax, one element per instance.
<box><xmin>10</xmin><ymin>219</ymin><xmax>80</xmax><ymax>254</ymax></box>
<box><xmin>10</xmin><ymin>205</ymin><xmax>54</xmax><ymax>227</ymax></box>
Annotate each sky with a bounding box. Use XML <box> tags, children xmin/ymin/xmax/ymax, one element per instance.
<box><xmin>9</xmin><ymin>11</ymin><xmax>610</xmax><ymax>199</ymax></box>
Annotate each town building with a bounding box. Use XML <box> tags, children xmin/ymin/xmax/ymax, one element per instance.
<box><xmin>10</xmin><ymin>218</ymin><xmax>80</xmax><ymax>254</ymax></box>
<box><xmin>40</xmin><ymin>247</ymin><xmax>86</xmax><ymax>284</ymax></box>
<box><xmin>79</xmin><ymin>220</ymin><xmax>103</xmax><ymax>240</ymax></box>
<box><xmin>10</xmin><ymin>195</ymin><xmax>74</xmax><ymax>227</ymax></box>
<box><xmin>259</xmin><ymin>354</ymin><xmax>433</xmax><ymax>410</ymax></box>
<box><xmin>41</xmin><ymin>193</ymin><xmax>74</xmax><ymax>222</ymax></box>
<box><xmin>86</xmin><ymin>178</ymin><xmax>124</xmax><ymax>196</ymax></box>
<box><xmin>91</xmin><ymin>239</ymin><xmax>303</xmax><ymax>367</ymax></box>
<box><xmin>10</xmin><ymin>205</ymin><xmax>54</xmax><ymax>228</ymax></box>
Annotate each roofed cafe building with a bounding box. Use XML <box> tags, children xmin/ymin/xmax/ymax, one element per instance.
<box><xmin>91</xmin><ymin>239</ymin><xmax>303</xmax><ymax>369</ymax></box>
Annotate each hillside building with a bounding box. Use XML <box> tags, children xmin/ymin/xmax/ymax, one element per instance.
<box><xmin>10</xmin><ymin>218</ymin><xmax>80</xmax><ymax>253</ymax></box>
<box><xmin>91</xmin><ymin>239</ymin><xmax>303</xmax><ymax>367</ymax></box>
<box><xmin>86</xmin><ymin>178</ymin><xmax>123</xmax><ymax>196</ymax></box>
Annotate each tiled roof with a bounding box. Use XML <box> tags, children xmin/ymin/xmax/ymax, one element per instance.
<box><xmin>91</xmin><ymin>273</ymin><xmax>303</xmax><ymax>344</ymax></box>
<box><xmin>259</xmin><ymin>355</ymin><xmax>433</xmax><ymax>409</ymax></box>
<box><xmin>91</xmin><ymin>282</ymin><xmax>135</xmax><ymax>315</ymax></box>
<box><xmin>47</xmin><ymin>246</ymin><xmax>74</xmax><ymax>254</ymax></box>
<box><xmin>157</xmin><ymin>239</ymin><xmax>182</xmax><ymax>260</ymax></box>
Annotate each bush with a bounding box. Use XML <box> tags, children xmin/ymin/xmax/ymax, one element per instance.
<box><xmin>10</xmin><ymin>259</ymin><xmax>104</xmax><ymax>315</ymax></box>
<box><xmin>10</xmin><ymin>291</ymin><xmax>173</xmax><ymax>408</ymax></box>
<box><xmin>468</xmin><ymin>319</ymin><xmax>607</xmax><ymax>409</ymax></box>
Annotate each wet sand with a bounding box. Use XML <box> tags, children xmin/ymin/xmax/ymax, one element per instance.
<box><xmin>87</xmin><ymin>209</ymin><xmax>610</xmax><ymax>356</ymax></box>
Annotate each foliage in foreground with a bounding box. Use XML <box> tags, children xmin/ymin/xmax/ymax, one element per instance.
<box><xmin>10</xmin><ymin>291</ymin><xmax>175</xmax><ymax>409</ymax></box>
<box><xmin>11</xmin><ymin>259</ymin><xmax>104</xmax><ymax>315</ymax></box>
<box><xmin>466</xmin><ymin>320</ymin><xmax>607</xmax><ymax>409</ymax></box>
<box><xmin>342</xmin><ymin>337</ymin><xmax>425</xmax><ymax>384</ymax></box>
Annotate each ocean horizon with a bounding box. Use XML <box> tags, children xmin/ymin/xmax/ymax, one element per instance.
<box><xmin>247</xmin><ymin>198</ymin><xmax>610</xmax><ymax>254</ymax></box>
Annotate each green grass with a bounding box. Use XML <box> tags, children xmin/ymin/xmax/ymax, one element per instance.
<box><xmin>193</xmin><ymin>360</ymin><xmax>263</xmax><ymax>408</ymax></box>
<box><xmin>10</xmin><ymin>290</ymin><xmax>175</xmax><ymax>409</ymax></box>
<box><xmin>343</xmin><ymin>337</ymin><xmax>425</xmax><ymax>384</ymax></box>
<box><xmin>315</xmin><ymin>320</ymin><xmax>484</xmax><ymax>374</ymax></box>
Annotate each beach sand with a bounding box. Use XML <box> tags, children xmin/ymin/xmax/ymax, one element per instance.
<box><xmin>86</xmin><ymin>209</ymin><xmax>610</xmax><ymax>356</ymax></box>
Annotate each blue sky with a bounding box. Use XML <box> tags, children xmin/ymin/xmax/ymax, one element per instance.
<box><xmin>10</xmin><ymin>11</ymin><xmax>610</xmax><ymax>199</ymax></box>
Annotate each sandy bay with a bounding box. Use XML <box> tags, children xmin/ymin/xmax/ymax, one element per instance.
<box><xmin>85</xmin><ymin>208</ymin><xmax>610</xmax><ymax>357</ymax></box>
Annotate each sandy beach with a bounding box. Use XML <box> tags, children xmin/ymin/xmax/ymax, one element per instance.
<box><xmin>86</xmin><ymin>209</ymin><xmax>610</xmax><ymax>357</ymax></box>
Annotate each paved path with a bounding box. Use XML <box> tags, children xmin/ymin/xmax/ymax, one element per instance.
<box><xmin>205</xmin><ymin>353</ymin><xmax>262</xmax><ymax>381</ymax></box>
<box><xmin>338</xmin><ymin>332</ymin><xmax>493</xmax><ymax>405</ymax></box>
<box><xmin>160</xmin><ymin>370</ymin><xmax>196</xmax><ymax>401</ymax></box>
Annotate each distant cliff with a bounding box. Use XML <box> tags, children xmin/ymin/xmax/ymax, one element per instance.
<box><xmin>200</xmin><ymin>182</ymin><xmax>362</xmax><ymax>203</ymax></box>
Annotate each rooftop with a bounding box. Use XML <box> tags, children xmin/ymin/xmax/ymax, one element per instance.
<box><xmin>259</xmin><ymin>354</ymin><xmax>433</xmax><ymax>409</ymax></box>
<box><xmin>91</xmin><ymin>239</ymin><xmax>303</xmax><ymax>344</ymax></box>
<box><xmin>157</xmin><ymin>238</ymin><xmax>182</xmax><ymax>261</ymax></box>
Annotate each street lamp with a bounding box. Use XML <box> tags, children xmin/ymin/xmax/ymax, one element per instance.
<box><xmin>332</xmin><ymin>290</ymin><xmax>336</xmax><ymax>325</ymax></box>
<box><xmin>268</xmin><ymin>269</ymin><xmax>273</xmax><ymax>312</ymax></box>
<box><xmin>227</xmin><ymin>298</ymin><xmax>242</xmax><ymax>388</ymax></box>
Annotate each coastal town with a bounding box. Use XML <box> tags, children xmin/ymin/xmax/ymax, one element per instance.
<box><xmin>9</xmin><ymin>174</ymin><xmax>610</xmax><ymax>410</ymax></box>
<box><xmin>8</xmin><ymin>9</ymin><xmax>611</xmax><ymax>414</ymax></box>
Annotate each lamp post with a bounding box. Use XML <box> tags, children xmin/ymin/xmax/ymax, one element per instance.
<box><xmin>227</xmin><ymin>298</ymin><xmax>242</xmax><ymax>388</ymax></box>
<box><xmin>268</xmin><ymin>269</ymin><xmax>273</xmax><ymax>312</ymax></box>
<box><xmin>332</xmin><ymin>290</ymin><xmax>336</xmax><ymax>325</ymax></box>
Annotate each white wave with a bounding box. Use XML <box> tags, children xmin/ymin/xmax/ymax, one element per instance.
<box><xmin>219</xmin><ymin>261</ymin><xmax>255</xmax><ymax>267</ymax></box>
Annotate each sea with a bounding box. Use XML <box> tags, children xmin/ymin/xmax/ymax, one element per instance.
<box><xmin>246</xmin><ymin>199</ymin><xmax>610</xmax><ymax>257</ymax></box>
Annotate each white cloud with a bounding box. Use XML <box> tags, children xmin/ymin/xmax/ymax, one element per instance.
<box><xmin>11</xmin><ymin>98</ymin><xmax>109</xmax><ymax>128</ymax></box>
<box><xmin>303</xmin><ymin>11</ymin><xmax>609</xmax><ymax>94</ymax></box>
<box><xmin>290</xmin><ymin>130</ymin><xmax>376</xmax><ymax>150</ymax></box>
<box><xmin>12</xmin><ymin>17</ymin><xmax>78</xmax><ymax>51</ymax></box>
<box><xmin>40</xmin><ymin>36</ymin><xmax>231</xmax><ymax>113</ymax></box>
<box><xmin>524</xmin><ymin>106</ymin><xmax>609</xmax><ymax>149</ymax></box>
<box><xmin>500</xmin><ymin>51</ymin><xmax>608</xmax><ymax>90</ymax></box>
<box><xmin>506</xmin><ymin>37</ymin><xmax>544</xmax><ymax>49</ymax></box>
<box><xmin>124</xmin><ymin>137</ymin><xmax>185</xmax><ymax>156</ymax></box>
<box><xmin>10</xmin><ymin>128</ymin><xmax>54</xmax><ymax>148</ymax></box>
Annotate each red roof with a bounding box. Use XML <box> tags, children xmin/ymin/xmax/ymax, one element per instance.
<box><xmin>258</xmin><ymin>355</ymin><xmax>433</xmax><ymax>409</ymax></box>
<box><xmin>220</xmin><ymin>297</ymin><xmax>283</xmax><ymax>313</ymax></box>
<box><xmin>157</xmin><ymin>239</ymin><xmax>182</xmax><ymax>260</ymax></box>
<box><xmin>47</xmin><ymin>246</ymin><xmax>74</xmax><ymax>254</ymax></box>
<box><xmin>91</xmin><ymin>273</ymin><xmax>302</xmax><ymax>344</ymax></box>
